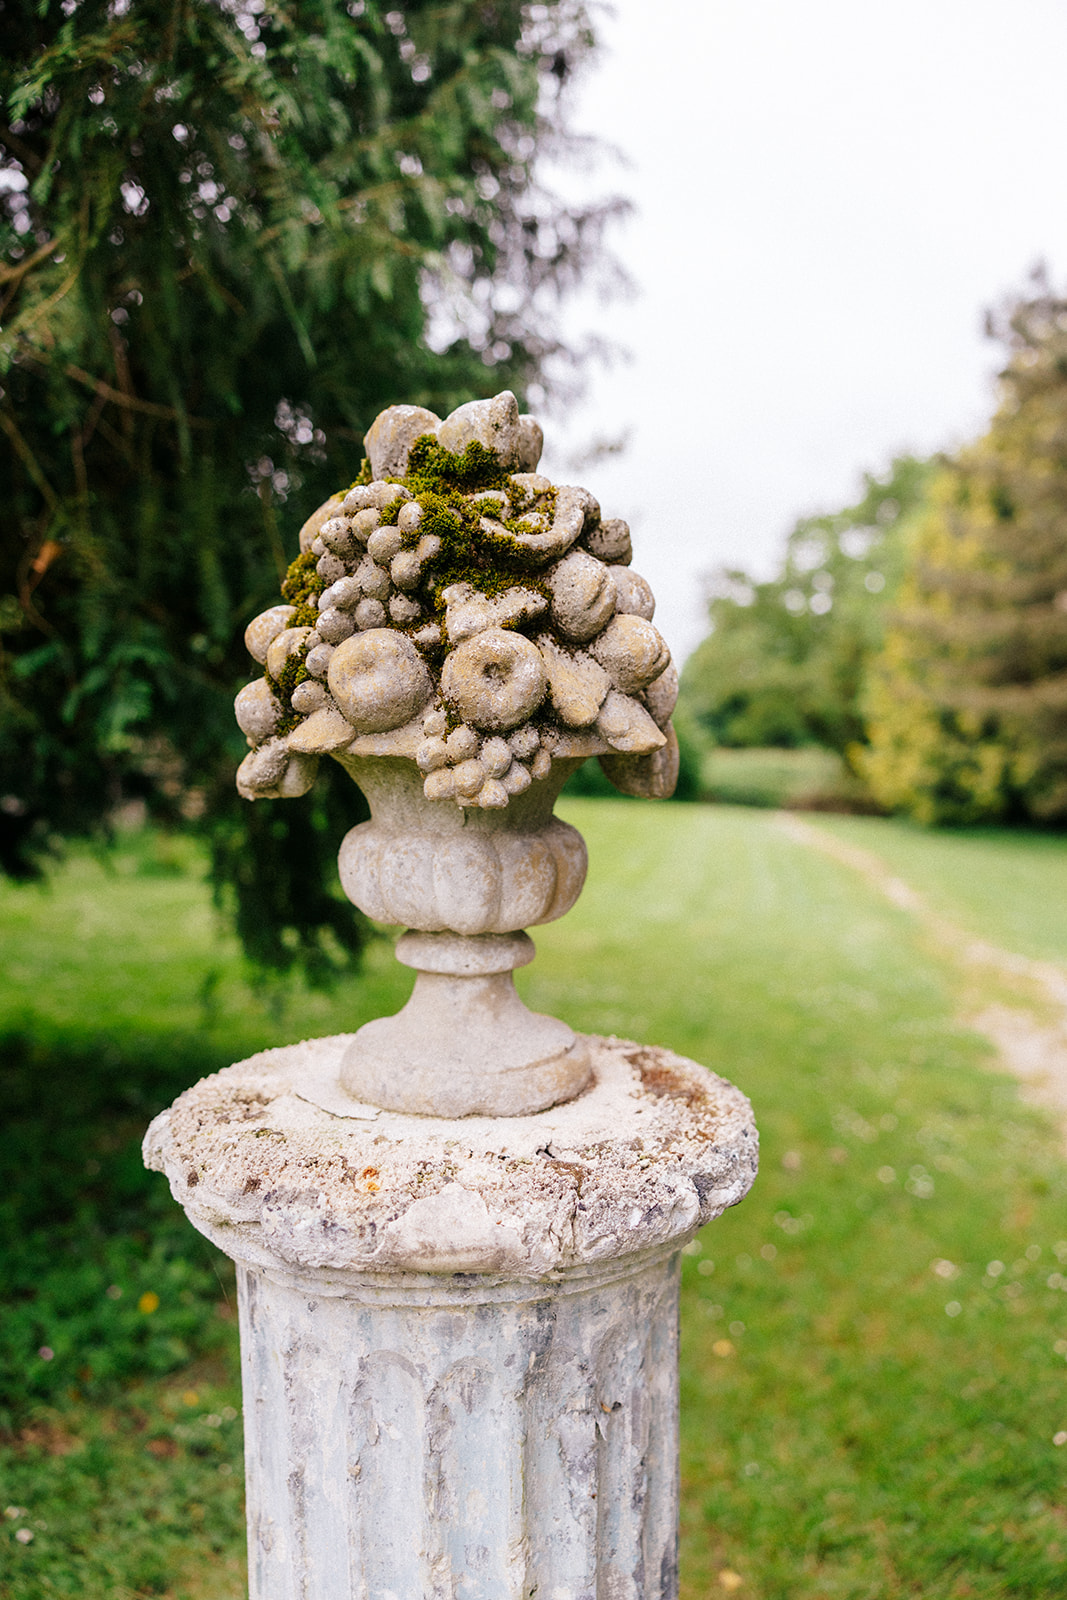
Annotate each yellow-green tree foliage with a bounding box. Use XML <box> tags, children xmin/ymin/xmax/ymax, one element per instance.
<box><xmin>863</xmin><ymin>284</ymin><xmax>1067</xmax><ymax>824</ymax></box>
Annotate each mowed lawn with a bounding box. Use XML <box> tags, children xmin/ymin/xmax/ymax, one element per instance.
<box><xmin>3</xmin><ymin>803</ymin><xmax>1067</xmax><ymax>1599</ymax></box>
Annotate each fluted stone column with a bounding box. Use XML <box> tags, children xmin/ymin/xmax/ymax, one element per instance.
<box><xmin>145</xmin><ymin>1033</ymin><xmax>756</xmax><ymax>1599</ymax></box>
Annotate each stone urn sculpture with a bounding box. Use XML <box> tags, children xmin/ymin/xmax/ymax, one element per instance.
<box><xmin>146</xmin><ymin>390</ymin><xmax>756</xmax><ymax>1600</ymax></box>
<box><xmin>233</xmin><ymin>390</ymin><xmax>680</xmax><ymax>1117</ymax></box>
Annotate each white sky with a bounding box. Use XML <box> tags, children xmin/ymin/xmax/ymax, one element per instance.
<box><xmin>538</xmin><ymin>0</ymin><xmax>1067</xmax><ymax>662</ymax></box>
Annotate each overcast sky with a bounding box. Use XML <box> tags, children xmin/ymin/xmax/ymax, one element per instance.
<box><xmin>537</xmin><ymin>0</ymin><xmax>1067</xmax><ymax>662</ymax></box>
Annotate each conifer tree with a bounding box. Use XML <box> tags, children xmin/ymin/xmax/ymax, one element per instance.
<box><xmin>0</xmin><ymin>0</ymin><xmax>620</xmax><ymax>974</ymax></box>
<box><xmin>863</xmin><ymin>277</ymin><xmax>1067</xmax><ymax>825</ymax></box>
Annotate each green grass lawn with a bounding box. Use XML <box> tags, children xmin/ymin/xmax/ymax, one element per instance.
<box><xmin>800</xmin><ymin>813</ymin><xmax>1067</xmax><ymax>968</ymax></box>
<box><xmin>3</xmin><ymin>805</ymin><xmax>1067</xmax><ymax>1599</ymax></box>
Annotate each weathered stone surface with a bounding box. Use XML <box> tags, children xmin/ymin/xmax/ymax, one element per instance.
<box><xmin>546</xmin><ymin>549</ymin><xmax>618</xmax><ymax>642</ymax></box>
<box><xmin>316</xmin><ymin>607</ymin><xmax>356</xmax><ymax>645</ymax></box>
<box><xmin>452</xmin><ymin>757</ymin><xmax>486</xmax><ymax>798</ymax></box>
<box><xmin>610</xmin><ymin>565</ymin><xmax>655</xmax><ymax>620</ymax></box>
<box><xmin>591</xmin><ymin>614</ymin><xmax>671</xmax><ymax>694</ymax></box>
<box><xmin>340</xmin><ymin>966</ymin><xmax>587</xmax><ymax>1114</ymax></box>
<box><xmin>387</xmin><ymin>593</ymin><xmax>422</xmax><ymax>625</ymax></box>
<box><xmin>315</xmin><ymin>550</ymin><xmax>346</xmax><ymax>584</ymax></box>
<box><xmin>502</xmin><ymin>759</ymin><xmax>532</xmax><ymax>795</ymax></box>
<box><xmin>234</xmin><ymin>679</ymin><xmax>284</xmax><ymax>742</ymax></box>
<box><xmin>230</xmin><ymin>1246</ymin><xmax>682</xmax><ymax>1600</ymax></box>
<box><xmin>287</xmin><ymin>706</ymin><xmax>356</xmax><ymax>756</ymax></box>
<box><xmin>437</xmin><ymin>390</ymin><xmax>520</xmax><ymax>463</ymax></box>
<box><xmin>478</xmin><ymin>776</ymin><xmax>509</xmax><ymax>809</ymax></box>
<box><xmin>146</xmin><ymin>1031</ymin><xmax>756</xmax><ymax>1595</ymax></box>
<box><xmin>364</xmin><ymin>403</ymin><xmax>441</xmax><ymax>479</ymax></box>
<box><xmin>350</xmin><ymin>506</ymin><xmax>380</xmax><ymax>542</ymax></box>
<box><xmin>144</xmin><ymin>1034</ymin><xmax>757</xmax><ymax>1275</ymax></box>
<box><xmin>304</xmin><ymin>642</ymin><xmax>335</xmax><ymax>679</ymax></box>
<box><xmin>144</xmin><ymin>1028</ymin><xmax>757</xmax><ymax>1600</ymax></box>
<box><xmin>444</xmin><ymin>723</ymin><xmax>479</xmax><ymax>761</ymax></box>
<box><xmin>508</xmin><ymin>724</ymin><xmax>540</xmax><ymax>759</ymax></box>
<box><xmin>318</xmin><ymin>516</ymin><xmax>357</xmax><ymax>559</ymax></box>
<box><xmin>643</xmin><ymin>660</ymin><xmax>679</xmax><ymax>727</ymax></box>
<box><xmin>265</xmin><ymin>626</ymin><xmax>313</xmax><ymax>679</ymax></box>
<box><xmin>415</xmin><ymin>736</ymin><xmax>449</xmax><ymax>773</ymax></box>
<box><xmin>327</xmin><ymin>630</ymin><xmax>432</xmax><ymax>734</ymax></box>
<box><xmin>442</xmin><ymin>581</ymin><xmax>546</xmax><ymax>644</ymax></box>
<box><xmin>502</xmin><ymin>484</ymin><xmax>599</xmax><ymax>566</ymax></box>
<box><xmin>600</xmin><ymin>722</ymin><xmax>680</xmax><ymax>798</ymax></box>
<box><xmin>538</xmin><ymin>634</ymin><xmax>611</xmax><ymax>727</ymax></box>
<box><xmin>596</xmin><ymin>689</ymin><xmax>667</xmax><ymax>754</ymax></box>
<box><xmin>290</xmin><ymin>680</ymin><xmax>327</xmax><ymax>716</ymax></box>
<box><xmin>479</xmin><ymin>736</ymin><xmax>511</xmax><ymax>778</ymax></box>
<box><xmin>334</xmin><ymin>755</ymin><xmax>586</xmax><ymax>934</ymax></box>
<box><xmin>196</xmin><ymin>389</ymin><xmax>759</xmax><ymax>1600</ymax></box>
<box><xmin>530</xmin><ymin>745</ymin><xmax>553</xmax><ymax>779</ymax></box>
<box><xmin>508</xmin><ymin>470</ymin><xmax>553</xmax><ymax>498</ymax></box>
<box><xmin>298</xmin><ymin>492</ymin><xmax>346</xmax><ymax>554</ymax></box>
<box><xmin>354</xmin><ymin>597</ymin><xmax>386</xmax><ymax>631</ymax></box>
<box><xmin>367</xmin><ymin>525</ymin><xmax>402</xmax><ymax>564</ymax></box>
<box><xmin>352</xmin><ymin>553</ymin><xmax>391</xmax><ymax>602</ymax></box>
<box><xmin>236</xmin><ymin>741</ymin><xmax>319</xmax><ymax>801</ymax></box>
<box><xmin>236</xmin><ymin>395</ymin><xmax>676</xmax><ymax>817</ymax></box>
<box><xmin>514</xmin><ymin>412</ymin><xmax>544</xmax><ymax>470</ymax></box>
<box><xmin>584</xmin><ymin>516</ymin><xmax>632</xmax><ymax>565</ymax></box>
<box><xmin>390</xmin><ymin>549</ymin><xmax>421</xmax><ymax>590</ymax></box>
<box><xmin>318</xmin><ymin>575</ymin><xmax>362</xmax><ymax>613</ymax></box>
<box><xmin>412</xmin><ymin>620</ymin><xmax>443</xmax><ymax>650</ymax></box>
<box><xmin>342</xmin><ymin>481</ymin><xmax>413</xmax><ymax>514</ymax></box>
<box><xmin>441</xmin><ymin>628</ymin><xmax>548</xmax><ymax>732</ymax></box>
<box><xmin>244</xmin><ymin>605</ymin><xmax>296</xmax><ymax>665</ymax></box>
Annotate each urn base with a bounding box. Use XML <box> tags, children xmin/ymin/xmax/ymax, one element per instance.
<box><xmin>339</xmin><ymin>930</ymin><xmax>592</xmax><ymax>1116</ymax></box>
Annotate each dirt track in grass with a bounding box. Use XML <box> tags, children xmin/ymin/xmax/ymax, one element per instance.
<box><xmin>778</xmin><ymin>812</ymin><xmax>1067</xmax><ymax>1141</ymax></box>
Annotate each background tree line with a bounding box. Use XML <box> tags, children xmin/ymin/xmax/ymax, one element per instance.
<box><xmin>0</xmin><ymin>0</ymin><xmax>621</xmax><ymax>977</ymax></box>
<box><xmin>678</xmin><ymin>272</ymin><xmax>1067</xmax><ymax>828</ymax></box>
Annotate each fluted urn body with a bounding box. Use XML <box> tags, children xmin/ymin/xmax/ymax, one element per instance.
<box><xmin>335</xmin><ymin>753</ymin><xmax>588</xmax><ymax>936</ymax></box>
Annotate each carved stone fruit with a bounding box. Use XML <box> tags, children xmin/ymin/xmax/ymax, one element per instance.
<box><xmin>328</xmin><ymin>630</ymin><xmax>432</xmax><ymax>734</ymax></box>
<box><xmin>440</xmin><ymin>628</ymin><xmax>548</xmax><ymax>732</ymax></box>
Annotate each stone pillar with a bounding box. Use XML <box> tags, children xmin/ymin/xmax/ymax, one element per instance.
<box><xmin>145</xmin><ymin>1034</ymin><xmax>756</xmax><ymax>1599</ymax></box>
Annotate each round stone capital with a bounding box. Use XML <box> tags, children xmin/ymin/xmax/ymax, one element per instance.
<box><xmin>143</xmin><ymin>1036</ymin><xmax>758</xmax><ymax>1288</ymax></box>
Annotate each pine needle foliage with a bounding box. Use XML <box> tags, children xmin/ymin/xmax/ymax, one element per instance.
<box><xmin>0</xmin><ymin>0</ymin><xmax>622</xmax><ymax>976</ymax></box>
<box><xmin>863</xmin><ymin>278</ymin><xmax>1067</xmax><ymax>825</ymax></box>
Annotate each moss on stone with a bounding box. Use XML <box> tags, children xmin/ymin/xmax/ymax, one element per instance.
<box><xmin>378</xmin><ymin>496</ymin><xmax>407</xmax><ymax>531</ymax></box>
<box><xmin>405</xmin><ymin>435</ymin><xmax>509</xmax><ymax>496</ymax></box>
<box><xmin>265</xmin><ymin>436</ymin><xmax>573</xmax><ymax>743</ymax></box>
<box><xmin>281</xmin><ymin>551</ymin><xmax>326</xmax><ymax>611</ymax></box>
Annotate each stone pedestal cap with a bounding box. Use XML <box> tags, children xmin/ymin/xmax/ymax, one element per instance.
<box><xmin>144</xmin><ymin>1037</ymin><xmax>758</xmax><ymax>1285</ymax></box>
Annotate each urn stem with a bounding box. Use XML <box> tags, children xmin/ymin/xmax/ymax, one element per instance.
<box><xmin>339</xmin><ymin>928</ymin><xmax>591</xmax><ymax>1117</ymax></box>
